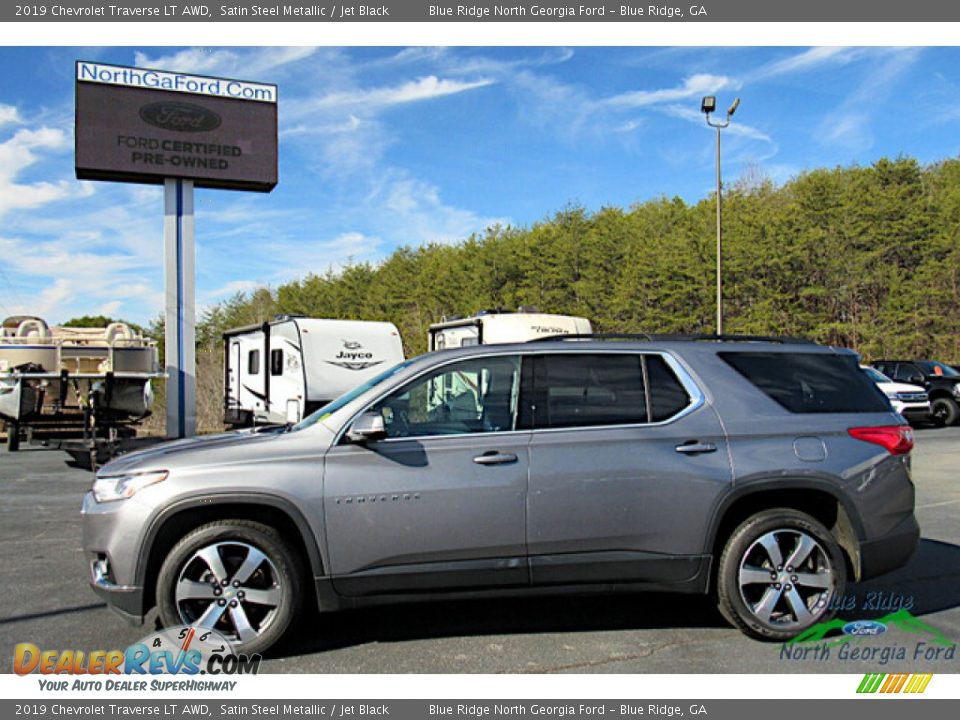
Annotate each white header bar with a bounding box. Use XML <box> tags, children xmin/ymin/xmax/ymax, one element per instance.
<box><xmin>75</xmin><ymin>61</ymin><xmax>278</xmax><ymax>103</ymax></box>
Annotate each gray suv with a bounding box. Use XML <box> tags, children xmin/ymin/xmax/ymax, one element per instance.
<box><xmin>82</xmin><ymin>336</ymin><xmax>920</xmax><ymax>653</ymax></box>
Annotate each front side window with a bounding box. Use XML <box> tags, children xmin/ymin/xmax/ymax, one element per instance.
<box><xmin>916</xmin><ymin>361</ymin><xmax>959</xmax><ymax>377</ymax></box>
<box><xmin>371</xmin><ymin>355</ymin><xmax>521</xmax><ymax>438</ymax></box>
<box><xmin>893</xmin><ymin>364</ymin><xmax>922</xmax><ymax>382</ymax></box>
<box><xmin>248</xmin><ymin>349</ymin><xmax>260</xmax><ymax>375</ymax></box>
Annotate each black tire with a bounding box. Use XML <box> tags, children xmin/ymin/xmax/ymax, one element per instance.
<box><xmin>5</xmin><ymin>422</ymin><xmax>20</xmax><ymax>452</ymax></box>
<box><xmin>930</xmin><ymin>397</ymin><xmax>959</xmax><ymax>427</ymax></box>
<box><xmin>156</xmin><ymin>520</ymin><xmax>304</xmax><ymax>655</ymax></box>
<box><xmin>716</xmin><ymin>509</ymin><xmax>846</xmax><ymax>642</ymax></box>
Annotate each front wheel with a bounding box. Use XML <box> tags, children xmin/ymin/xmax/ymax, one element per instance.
<box><xmin>156</xmin><ymin>520</ymin><xmax>304</xmax><ymax>655</ymax></box>
<box><xmin>716</xmin><ymin>509</ymin><xmax>846</xmax><ymax>641</ymax></box>
<box><xmin>930</xmin><ymin>397</ymin><xmax>959</xmax><ymax>427</ymax></box>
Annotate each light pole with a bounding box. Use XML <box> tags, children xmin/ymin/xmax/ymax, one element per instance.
<box><xmin>701</xmin><ymin>95</ymin><xmax>740</xmax><ymax>336</ymax></box>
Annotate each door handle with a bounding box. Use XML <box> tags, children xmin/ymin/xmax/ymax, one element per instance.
<box><xmin>473</xmin><ymin>451</ymin><xmax>518</xmax><ymax>465</ymax></box>
<box><xmin>675</xmin><ymin>441</ymin><xmax>718</xmax><ymax>455</ymax></box>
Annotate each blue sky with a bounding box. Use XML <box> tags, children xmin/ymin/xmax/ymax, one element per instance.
<box><xmin>1</xmin><ymin>46</ymin><xmax>958</xmax><ymax>326</ymax></box>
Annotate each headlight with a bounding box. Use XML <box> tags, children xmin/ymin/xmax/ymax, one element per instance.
<box><xmin>952</xmin><ymin>384</ymin><xmax>960</xmax><ymax>398</ymax></box>
<box><xmin>92</xmin><ymin>470</ymin><xmax>168</xmax><ymax>503</ymax></box>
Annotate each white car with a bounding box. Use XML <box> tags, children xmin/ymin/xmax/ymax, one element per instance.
<box><xmin>861</xmin><ymin>365</ymin><xmax>931</xmax><ymax>423</ymax></box>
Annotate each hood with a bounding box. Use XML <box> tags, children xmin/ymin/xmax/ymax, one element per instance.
<box><xmin>97</xmin><ymin>425</ymin><xmax>295</xmax><ymax>476</ymax></box>
<box><xmin>877</xmin><ymin>380</ymin><xmax>927</xmax><ymax>394</ymax></box>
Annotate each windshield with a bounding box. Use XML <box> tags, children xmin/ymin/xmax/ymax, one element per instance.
<box><xmin>292</xmin><ymin>359</ymin><xmax>416</xmax><ymax>431</ymax></box>
<box><xmin>862</xmin><ymin>367</ymin><xmax>891</xmax><ymax>384</ymax></box>
<box><xmin>916</xmin><ymin>361</ymin><xmax>960</xmax><ymax>377</ymax></box>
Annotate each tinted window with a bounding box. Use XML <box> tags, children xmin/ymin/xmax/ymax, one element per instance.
<box><xmin>270</xmin><ymin>348</ymin><xmax>283</xmax><ymax>376</ymax></box>
<box><xmin>647</xmin><ymin>355</ymin><xmax>691</xmax><ymax>421</ymax></box>
<box><xmin>247</xmin><ymin>349</ymin><xmax>260</xmax><ymax>375</ymax></box>
<box><xmin>893</xmin><ymin>364</ymin><xmax>922</xmax><ymax>382</ymax></box>
<box><xmin>372</xmin><ymin>356</ymin><xmax>521</xmax><ymax>438</ymax></box>
<box><xmin>874</xmin><ymin>362</ymin><xmax>895</xmax><ymax>377</ymax></box>
<box><xmin>536</xmin><ymin>354</ymin><xmax>648</xmax><ymax>429</ymax></box>
<box><xmin>862</xmin><ymin>367</ymin><xmax>891</xmax><ymax>384</ymax></box>
<box><xmin>720</xmin><ymin>352</ymin><xmax>890</xmax><ymax>414</ymax></box>
<box><xmin>916</xmin><ymin>361</ymin><xmax>959</xmax><ymax>377</ymax></box>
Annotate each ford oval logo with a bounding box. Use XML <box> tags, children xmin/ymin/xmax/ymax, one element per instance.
<box><xmin>139</xmin><ymin>102</ymin><xmax>221</xmax><ymax>133</ymax></box>
<box><xmin>843</xmin><ymin>620</ymin><xmax>887</xmax><ymax>637</ymax></box>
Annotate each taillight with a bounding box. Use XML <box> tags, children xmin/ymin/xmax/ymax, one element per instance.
<box><xmin>848</xmin><ymin>425</ymin><xmax>914</xmax><ymax>455</ymax></box>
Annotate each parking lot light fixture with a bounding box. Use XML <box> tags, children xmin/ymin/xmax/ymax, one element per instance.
<box><xmin>701</xmin><ymin>96</ymin><xmax>741</xmax><ymax>335</ymax></box>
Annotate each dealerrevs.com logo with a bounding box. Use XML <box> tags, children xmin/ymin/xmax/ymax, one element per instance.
<box><xmin>13</xmin><ymin>626</ymin><xmax>260</xmax><ymax>689</ymax></box>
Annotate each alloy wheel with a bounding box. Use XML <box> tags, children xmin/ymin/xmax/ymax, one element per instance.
<box><xmin>737</xmin><ymin>528</ymin><xmax>836</xmax><ymax>630</ymax></box>
<box><xmin>174</xmin><ymin>541</ymin><xmax>282</xmax><ymax>644</ymax></box>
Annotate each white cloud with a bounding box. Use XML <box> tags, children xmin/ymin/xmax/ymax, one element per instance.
<box><xmin>0</xmin><ymin>103</ymin><xmax>21</xmax><ymax>127</ymax></box>
<box><xmin>0</xmin><ymin>127</ymin><xmax>94</xmax><ymax>217</ymax></box>
<box><xmin>661</xmin><ymin>104</ymin><xmax>774</xmax><ymax>144</ymax></box>
<box><xmin>203</xmin><ymin>279</ymin><xmax>262</xmax><ymax>300</ymax></box>
<box><xmin>134</xmin><ymin>47</ymin><xmax>318</xmax><ymax>79</ymax></box>
<box><xmin>287</xmin><ymin>76</ymin><xmax>494</xmax><ymax>117</ymax></box>
<box><xmin>368</xmin><ymin>172</ymin><xmax>508</xmax><ymax>245</ymax></box>
<box><xmin>602</xmin><ymin>74</ymin><xmax>739</xmax><ymax>109</ymax></box>
<box><xmin>746</xmin><ymin>47</ymin><xmax>861</xmax><ymax>82</ymax></box>
<box><xmin>816</xmin><ymin>49</ymin><xmax>920</xmax><ymax>151</ymax></box>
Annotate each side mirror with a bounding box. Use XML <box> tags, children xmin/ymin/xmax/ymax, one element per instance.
<box><xmin>345</xmin><ymin>411</ymin><xmax>386</xmax><ymax>443</ymax></box>
<box><xmin>907</xmin><ymin>375</ymin><xmax>924</xmax><ymax>385</ymax></box>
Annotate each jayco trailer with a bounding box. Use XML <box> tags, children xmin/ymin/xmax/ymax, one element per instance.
<box><xmin>224</xmin><ymin>316</ymin><xmax>405</xmax><ymax>426</ymax></box>
<box><xmin>428</xmin><ymin>309</ymin><xmax>593</xmax><ymax>351</ymax></box>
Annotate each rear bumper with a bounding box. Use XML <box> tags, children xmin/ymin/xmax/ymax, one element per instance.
<box><xmin>858</xmin><ymin>513</ymin><xmax>920</xmax><ymax>581</ymax></box>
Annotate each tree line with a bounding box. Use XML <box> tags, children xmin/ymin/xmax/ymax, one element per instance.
<box><xmin>184</xmin><ymin>155</ymin><xmax>960</xmax><ymax>365</ymax></box>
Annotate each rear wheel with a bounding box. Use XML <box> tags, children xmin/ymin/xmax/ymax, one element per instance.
<box><xmin>717</xmin><ymin>509</ymin><xmax>845</xmax><ymax>641</ymax></box>
<box><xmin>156</xmin><ymin>520</ymin><xmax>304</xmax><ymax>655</ymax></box>
<box><xmin>930</xmin><ymin>397</ymin><xmax>959</xmax><ymax>427</ymax></box>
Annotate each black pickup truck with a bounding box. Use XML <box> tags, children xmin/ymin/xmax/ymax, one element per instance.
<box><xmin>873</xmin><ymin>360</ymin><xmax>960</xmax><ymax>426</ymax></box>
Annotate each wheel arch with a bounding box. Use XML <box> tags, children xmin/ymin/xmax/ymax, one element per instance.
<box><xmin>137</xmin><ymin>493</ymin><xmax>325</xmax><ymax>615</ymax></box>
<box><xmin>706</xmin><ymin>480</ymin><xmax>865</xmax><ymax>584</ymax></box>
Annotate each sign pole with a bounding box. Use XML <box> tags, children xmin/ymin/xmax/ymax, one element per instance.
<box><xmin>163</xmin><ymin>178</ymin><xmax>196</xmax><ymax>439</ymax></box>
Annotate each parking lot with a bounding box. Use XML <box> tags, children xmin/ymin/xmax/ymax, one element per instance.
<box><xmin>1</xmin><ymin>427</ymin><xmax>958</xmax><ymax>674</ymax></box>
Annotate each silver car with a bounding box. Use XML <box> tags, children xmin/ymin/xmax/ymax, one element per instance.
<box><xmin>82</xmin><ymin>336</ymin><xmax>920</xmax><ymax>653</ymax></box>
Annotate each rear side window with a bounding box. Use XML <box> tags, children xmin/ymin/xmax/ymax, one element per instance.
<box><xmin>647</xmin><ymin>355</ymin><xmax>691</xmax><ymax>421</ymax></box>
<box><xmin>720</xmin><ymin>352</ymin><xmax>890</xmax><ymax>414</ymax></box>
<box><xmin>537</xmin><ymin>354</ymin><xmax>648</xmax><ymax>429</ymax></box>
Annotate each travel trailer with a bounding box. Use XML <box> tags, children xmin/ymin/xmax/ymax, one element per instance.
<box><xmin>428</xmin><ymin>309</ymin><xmax>593</xmax><ymax>351</ymax></box>
<box><xmin>0</xmin><ymin>316</ymin><xmax>160</xmax><ymax>451</ymax></box>
<box><xmin>224</xmin><ymin>316</ymin><xmax>405</xmax><ymax>427</ymax></box>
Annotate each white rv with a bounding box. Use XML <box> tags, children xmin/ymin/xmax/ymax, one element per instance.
<box><xmin>224</xmin><ymin>316</ymin><xmax>405</xmax><ymax>427</ymax></box>
<box><xmin>428</xmin><ymin>309</ymin><xmax>593</xmax><ymax>351</ymax></box>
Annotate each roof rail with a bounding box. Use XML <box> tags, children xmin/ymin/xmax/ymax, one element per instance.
<box><xmin>527</xmin><ymin>333</ymin><xmax>815</xmax><ymax>344</ymax></box>
<box><xmin>527</xmin><ymin>333</ymin><xmax>655</xmax><ymax>343</ymax></box>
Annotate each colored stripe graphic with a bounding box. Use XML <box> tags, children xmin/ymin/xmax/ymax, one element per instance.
<box><xmin>857</xmin><ymin>673</ymin><xmax>933</xmax><ymax>694</ymax></box>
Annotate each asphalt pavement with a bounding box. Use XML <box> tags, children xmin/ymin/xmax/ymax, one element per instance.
<box><xmin>1</xmin><ymin>427</ymin><xmax>958</xmax><ymax>673</ymax></box>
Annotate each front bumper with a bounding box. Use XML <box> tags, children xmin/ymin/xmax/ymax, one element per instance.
<box><xmin>858</xmin><ymin>512</ymin><xmax>920</xmax><ymax>581</ymax></box>
<box><xmin>82</xmin><ymin>490</ymin><xmax>152</xmax><ymax>625</ymax></box>
<box><xmin>894</xmin><ymin>401</ymin><xmax>932</xmax><ymax>422</ymax></box>
<box><xmin>89</xmin><ymin>556</ymin><xmax>145</xmax><ymax>625</ymax></box>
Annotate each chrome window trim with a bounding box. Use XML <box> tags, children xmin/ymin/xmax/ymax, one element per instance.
<box><xmin>331</xmin><ymin>348</ymin><xmax>706</xmax><ymax>446</ymax></box>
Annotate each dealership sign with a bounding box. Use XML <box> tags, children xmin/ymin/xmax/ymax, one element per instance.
<box><xmin>75</xmin><ymin>61</ymin><xmax>278</xmax><ymax>191</ymax></box>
